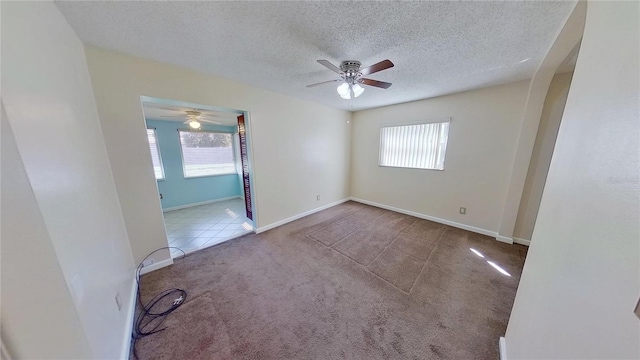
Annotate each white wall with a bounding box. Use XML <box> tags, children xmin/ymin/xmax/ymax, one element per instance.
<box><xmin>1</xmin><ymin>106</ymin><xmax>93</xmax><ymax>360</ymax></box>
<box><xmin>513</xmin><ymin>71</ymin><xmax>573</xmax><ymax>241</ymax></box>
<box><xmin>83</xmin><ymin>47</ymin><xmax>352</xmax><ymax>264</ymax></box>
<box><xmin>1</xmin><ymin>2</ymin><xmax>135</xmax><ymax>358</ymax></box>
<box><xmin>505</xmin><ymin>1</ymin><xmax>640</xmax><ymax>358</ymax></box>
<box><xmin>350</xmin><ymin>80</ymin><xmax>529</xmax><ymax>234</ymax></box>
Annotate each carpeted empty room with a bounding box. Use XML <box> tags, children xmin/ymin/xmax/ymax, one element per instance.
<box><xmin>136</xmin><ymin>202</ymin><xmax>527</xmax><ymax>359</ymax></box>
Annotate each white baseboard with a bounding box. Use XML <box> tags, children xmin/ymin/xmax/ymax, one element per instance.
<box><xmin>162</xmin><ymin>195</ymin><xmax>241</xmax><ymax>212</ymax></box>
<box><xmin>255</xmin><ymin>198</ymin><xmax>350</xmax><ymax>233</ymax></box>
<box><xmin>119</xmin><ymin>278</ymin><xmax>138</xmax><ymax>360</ymax></box>
<box><xmin>513</xmin><ymin>237</ymin><xmax>531</xmax><ymax>246</ymax></box>
<box><xmin>499</xmin><ymin>337</ymin><xmax>508</xmax><ymax>360</ymax></box>
<box><xmin>496</xmin><ymin>235</ymin><xmax>514</xmax><ymax>244</ymax></box>
<box><xmin>119</xmin><ymin>257</ymin><xmax>174</xmax><ymax>358</ymax></box>
<box><xmin>349</xmin><ymin>197</ymin><xmax>501</xmax><ymax>239</ymax></box>
<box><xmin>254</xmin><ymin>196</ymin><xmax>520</xmax><ymax>247</ymax></box>
<box><xmin>139</xmin><ymin>257</ymin><xmax>173</xmax><ymax>275</ymax></box>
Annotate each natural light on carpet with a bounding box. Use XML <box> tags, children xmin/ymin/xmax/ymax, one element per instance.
<box><xmin>470</xmin><ymin>248</ymin><xmax>511</xmax><ymax>277</ymax></box>
<box><xmin>470</xmin><ymin>248</ymin><xmax>485</xmax><ymax>258</ymax></box>
<box><xmin>487</xmin><ymin>261</ymin><xmax>511</xmax><ymax>277</ymax></box>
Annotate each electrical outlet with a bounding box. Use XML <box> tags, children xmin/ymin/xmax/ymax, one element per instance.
<box><xmin>316</xmin><ymin>195</ymin><xmax>320</xmax><ymax>201</ymax></box>
<box><xmin>115</xmin><ymin>292</ymin><xmax>123</xmax><ymax>311</ymax></box>
<box><xmin>142</xmin><ymin>258</ymin><xmax>155</xmax><ymax>267</ymax></box>
<box><xmin>459</xmin><ymin>207</ymin><xmax>466</xmax><ymax>215</ymax></box>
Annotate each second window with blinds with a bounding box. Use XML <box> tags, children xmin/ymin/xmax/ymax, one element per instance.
<box><xmin>178</xmin><ymin>130</ymin><xmax>236</xmax><ymax>178</ymax></box>
<box><xmin>378</xmin><ymin>119</ymin><xmax>450</xmax><ymax>171</ymax></box>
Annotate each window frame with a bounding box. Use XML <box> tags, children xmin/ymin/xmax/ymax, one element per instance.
<box><xmin>146</xmin><ymin>127</ymin><xmax>166</xmax><ymax>181</ymax></box>
<box><xmin>378</xmin><ymin>118</ymin><xmax>451</xmax><ymax>171</ymax></box>
<box><xmin>178</xmin><ymin>129</ymin><xmax>237</xmax><ymax>179</ymax></box>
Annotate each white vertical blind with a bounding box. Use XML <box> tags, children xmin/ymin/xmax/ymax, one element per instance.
<box><xmin>378</xmin><ymin>121</ymin><xmax>450</xmax><ymax>170</ymax></box>
<box><xmin>146</xmin><ymin>129</ymin><xmax>165</xmax><ymax>179</ymax></box>
<box><xmin>179</xmin><ymin>131</ymin><xmax>236</xmax><ymax>177</ymax></box>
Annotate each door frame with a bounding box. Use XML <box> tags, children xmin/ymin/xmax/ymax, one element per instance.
<box><xmin>237</xmin><ymin>111</ymin><xmax>259</xmax><ymax>227</ymax></box>
<box><xmin>139</xmin><ymin>95</ymin><xmax>258</xmax><ymax>228</ymax></box>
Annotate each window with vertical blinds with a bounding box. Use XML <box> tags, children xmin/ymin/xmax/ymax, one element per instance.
<box><xmin>179</xmin><ymin>130</ymin><xmax>236</xmax><ymax>178</ymax></box>
<box><xmin>146</xmin><ymin>128</ymin><xmax>165</xmax><ymax>180</ymax></box>
<box><xmin>378</xmin><ymin>120</ymin><xmax>450</xmax><ymax>170</ymax></box>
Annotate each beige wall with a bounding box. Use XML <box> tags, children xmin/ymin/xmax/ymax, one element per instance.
<box><xmin>84</xmin><ymin>47</ymin><xmax>352</xmax><ymax>264</ymax></box>
<box><xmin>350</xmin><ymin>80</ymin><xmax>529</xmax><ymax>234</ymax></box>
<box><xmin>505</xmin><ymin>1</ymin><xmax>639</xmax><ymax>358</ymax></box>
<box><xmin>1</xmin><ymin>106</ymin><xmax>93</xmax><ymax>360</ymax></box>
<box><xmin>513</xmin><ymin>71</ymin><xmax>574</xmax><ymax>241</ymax></box>
<box><xmin>1</xmin><ymin>2</ymin><xmax>136</xmax><ymax>358</ymax></box>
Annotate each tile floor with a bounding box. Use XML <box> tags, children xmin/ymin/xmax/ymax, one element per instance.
<box><xmin>163</xmin><ymin>198</ymin><xmax>253</xmax><ymax>258</ymax></box>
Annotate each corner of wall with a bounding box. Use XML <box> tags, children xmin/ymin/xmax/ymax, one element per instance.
<box><xmin>497</xmin><ymin>1</ymin><xmax>586</xmax><ymax>240</ymax></box>
<box><xmin>347</xmin><ymin>111</ymin><xmax>356</xmax><ymax>197</ymax></box>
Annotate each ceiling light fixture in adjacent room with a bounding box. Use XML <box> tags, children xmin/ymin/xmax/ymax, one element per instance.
<box><xmin>158</xmin><ymin>108</ymin><xmax>224</xmax><ymax>129</ymax></box>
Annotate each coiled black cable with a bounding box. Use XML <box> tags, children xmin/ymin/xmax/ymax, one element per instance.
<box><xmin>132</xmin><ymin>247</ymin><xmax>187</xmax><ymax>359</ymax></box>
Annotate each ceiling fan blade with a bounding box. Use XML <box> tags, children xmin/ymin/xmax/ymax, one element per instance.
<box><xmin>360</xmin><ymin>78</ymin><xmax>393</xmax><ymax>89</ymax></box>
<box><xmin>359</xmin><ymin>59</ymin><xmax>394</xmax><ymax>77</ymax></box>
<box><xmin>199</xmin><ymin>113</ymin><xmax>231</xmax><ymax>119</ymax></box>
<box><xmin>317</xmin><ymin>60</ymin><xmax>343</xmax><ymax>74</ymax></box>
<box><xmin>152</xmin><ymin>108</ymin><xmax>184</xmax><ymax>114</ymax></box>
<box><xmin>182</xmin><ymin>120</ymin><xmax>190</xmax><ymax>124</ymax></box>
<box><xmin>160</xmin><ymin>115</ymin><xmax>183</xmax><ymax>118</ymax></box>
<box><xmin>199</xmin><ymin>119</ymin><xmax>223</xmax><ymax>125</ymax></box>
<box><xmin>306</xmin><ymin>79</ymin><xmax>342</xmax><ymax>88</ymax></box>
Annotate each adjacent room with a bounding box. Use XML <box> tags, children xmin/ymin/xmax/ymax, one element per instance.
<box><xmin>141</xmin><ymin>99</ymin><xmax>255</xmax><ymax>257</ymax></box>
<box><xmin>2</xmin><ymin>1</ymin><xmax>638</xmax><ymax>360</ymax></box>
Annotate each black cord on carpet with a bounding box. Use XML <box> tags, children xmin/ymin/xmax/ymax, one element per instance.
<box><xmin>132</xmin><ymin>247</ymin><xmax>187</xmax><ymax>359</ymax></box>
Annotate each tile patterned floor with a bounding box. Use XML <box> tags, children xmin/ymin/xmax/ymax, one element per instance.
<box><xmin>163</xmin><ymin>198</ymin><xmax>253</xmax><ymax>258</ymax></box>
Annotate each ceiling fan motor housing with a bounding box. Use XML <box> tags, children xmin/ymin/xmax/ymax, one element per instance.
<box><xmin>306</xmin><ymin>59</ymin><xmax>393</xmax><ymax>90</ymax></box>
<box><xmin>340</xmin><ymin>60</ymin><xmax>362</xmax><ymax>80</ymax></box>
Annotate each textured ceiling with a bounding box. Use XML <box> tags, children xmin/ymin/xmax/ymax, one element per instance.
<box><xmin>56</xmin><ymin>1</ymin><xmax>576</xmax><ymax>111</ymax></box>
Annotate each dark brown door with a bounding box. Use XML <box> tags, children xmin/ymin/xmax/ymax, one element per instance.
<box><xmin>237</xmin><ymin>115</ymin><xmax>253</xmax><ymax>220</ymax></box>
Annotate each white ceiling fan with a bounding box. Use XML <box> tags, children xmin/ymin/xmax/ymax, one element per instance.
<box><xmin>159</xmin><ymin>108</ymin><xmax>226</xmax><ymax>129</ymax></box>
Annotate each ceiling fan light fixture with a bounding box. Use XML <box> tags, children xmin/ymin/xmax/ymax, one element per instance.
<box><xmin>352</xmin><ymin>84</ymin><xmax>365</xmax><ymax>98</ymax></box>
<box><xmin>337</xmin><ymin>82</ymin><xmax>351</xmax><ymax>99</ymax></box>
<box><xmin>189</xmin><ymin>120</ymin><xmax>201</xmax><ymax>129</ymax></box>
<box><xmin>309</xmin><ymin>59</ymin><xmax>394</xmax><ymax>100</ymax></box>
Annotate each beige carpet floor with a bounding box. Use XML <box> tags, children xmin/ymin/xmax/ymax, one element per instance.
<box><xmin>135</xmin><ymin>201</ymin><xmax>527</xmax><ymax>359</ymax></box>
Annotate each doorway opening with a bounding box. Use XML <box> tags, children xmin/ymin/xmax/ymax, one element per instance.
<box><xmin>512</xmin><ymin>41</ymin><xmax>581</xmax><ymax>245</ymax></box>
<box><xmin>140</xmin><ymin>96</ymin><xmax>256</xmax><ymax>257</ymax></box>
